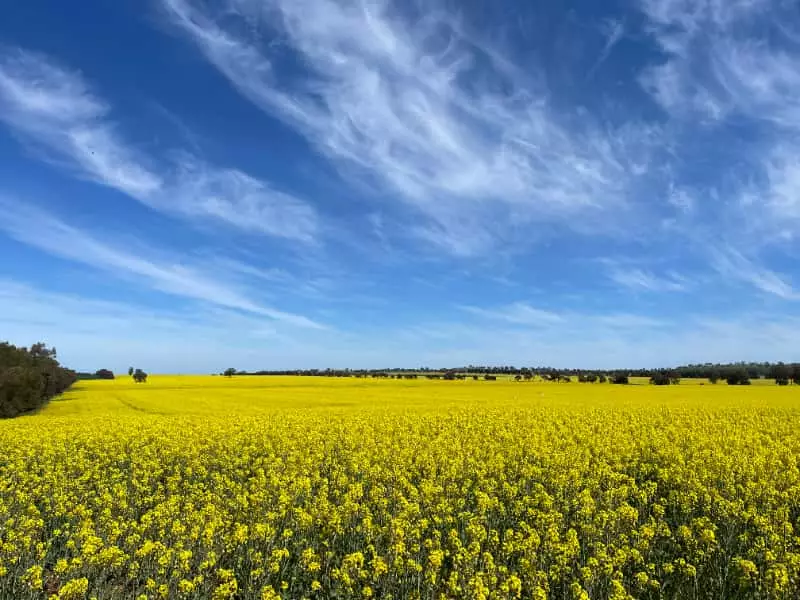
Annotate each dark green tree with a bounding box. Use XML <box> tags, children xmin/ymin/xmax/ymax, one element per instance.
<box><xmin>726</xmin><ymin>368</ymin><xmax>751</xmax><ymax>385</ymax></box>
<box><xmin>0</xmin><ymin>341</ymin><xmax>75</xmax><ymax>418</ymax></box>
<box><xmin>790</xmin><ymin>364</ymin><xmax>800</xmax><ymax>385</ymax></box>
<box><xmin>769</xmin><ymin>363</ymin><xmax>790</xmax><ymax>385</ymax></box>
<box><xmin>611</xmin><ymin>373</ymin><xmax>629</xmax><ymax>384</ymax></box>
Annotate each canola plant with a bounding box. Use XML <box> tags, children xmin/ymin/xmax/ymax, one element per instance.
<box><xmin>1</xmin><ymin>376</ymin><xmax>799</xmax><ymax>599</ymax></box>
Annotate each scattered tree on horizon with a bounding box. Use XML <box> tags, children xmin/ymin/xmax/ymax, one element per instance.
<box><xmin>128</xmin><ymin>366</ymin><xmax>134</xmax><ymax>377</ymax></box>
<box><xmin>769</xmin><ymin>363</ymin><xmax>790</xmax><ymax>386</ymax></box>
<box><xmin>132</xmin><ymin>369</ymin><xmax>148</xmax><ymax>383</ymax></box>
<box><xmin>725</xmin><ymin>368</ymin><xmax>751</xmax><ymax>386</ymax></box>
<box><xmin>650</xmin><ymin>370</ymin><xmax>680</xmax><ymax>385</ymax></box>
<box><xmin>611</xmin><ymin>373</ymin><xmax>629</xmax><ymax>385</ymax></box>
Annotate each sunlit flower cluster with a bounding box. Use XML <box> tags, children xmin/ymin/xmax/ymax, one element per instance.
<box><xmin>1</xmin><ymin>376</ymin><xmax>800</xmax><ymax>599</ymax></box>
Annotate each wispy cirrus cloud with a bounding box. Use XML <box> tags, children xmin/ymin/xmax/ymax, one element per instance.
<box><xmin>392</xmin><ymin>308</ymin><xmax>800</xmax><ymax>368</ymax></box>
<box><xmin>0</xmin><ymin>197</ymin><xmax>324</xmax><ymax>328</ymax></box>
<box><xmin>0</xmin><ymin>279</ymin><xmax>332</xmax><ymax>372</ymax></box>
<box><xmin>752</xmin><ymin>146</ymin><xmax>800</xmax><ymax>231</ymax></box>
<box><xmin>632</xmin><ymin>0</ymin><xmax>800</xmax><ymax>276</ymax></box>
<box><xmin>160</xmin><ymin>0</ymin><xmax>659</xmax><ymax>255</ymax></box>
<box><xmin>587</xmin><ymin>18</ymin><xmax>626</xmax><ymax>78</ymax></box>
<box><xmin>461</xmin><ymin>301</ymin><xmax>667</xmax><ymax>330</ymax></box>
<box><xmin>709</xmin><ymin>246</ymin><xmax>799</xmax><ymax>300</ymax></box>
<box><xmin>639</xmin><ymin>0</ymin><xmax>798</xmax><ymax>126</ymax></box>
<box><xmin>608</xmin><ymin>267</ymin><xmax>689</xmax><ymax>292</ymax></box>
<box><xmin>460</xmin><ymin>302</ymin><xmax>564</xmax><ymax>326</ymax></box>
<box><xmin>0</xmin><ymin>48</ymin><xmax>319</xmax><ymax>243</ymax></box>
<box><xmin>0</xmin><ymin>279</ymin><xmax>194</xmax><ymax>334</ymax></box>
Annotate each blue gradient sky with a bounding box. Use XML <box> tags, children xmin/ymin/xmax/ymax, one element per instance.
<box><xmin>2</xmin><ymin>0</ymin><xmax>800</xmax><ymax>372</ymax></box>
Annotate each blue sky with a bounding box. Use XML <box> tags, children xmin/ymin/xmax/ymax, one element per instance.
<box><xmin>2</xmin><ymin>0</ymin><xmax>800</xmax><ymax>372</ymax></box>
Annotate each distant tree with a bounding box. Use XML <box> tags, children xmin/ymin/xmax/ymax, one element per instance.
<box><xmin>598</xmin><ymin>374</ymin><xmax>607</xmax><ymax>383</ymax></box>
<box><xmin>709</xmin><ymin>370</ymin><xmax>721</xmax><ymax>384</ymax></box>
<box><xmin>650</xmin><ymin>370</ymin><xmax>680</xmax><ymax>385</ymax></box>
<box><xmin>650</xmin><ymin>372</ymin><xmax>670</xmax><ymax>385</ymax></box>
<box><xmin>128</xmin><ymin>367</ymin><xmax>134</xmax><ymax>377</ymax></box>
<box><xmin>769</xmin><ymin>363</ymin><xmax>790</xmax><ymax>386</ymax></box>
<box><xmin>94</xmin><ymin>369</ymin><xmax>115</xmax><ymax>380</ymax></box>
<box><xmin>484</xmin><ymin>375</ymin><xmax>497</xmax><ymax>381</ymax></box>
<box><xmin>223</xmin><ymin>368</ymin><xmax>236</xmax><ymax>378</ymax></box>
<box><xmin>725</xmin><ymin>368</ymin><xmax>751</xmax><ymax>386</ymax></box>
<box><xmin>132</xmin><ymin>369</ymin><xmax>148</xmax><ymax>383</ymax></box>
<box><xmin>611</xmin><ymin>373</ymin><xmax>629</xmax><ymax>385</ymax></box>
<box><xmin>791</xmin><ymin>364</ymin><xmax>800</xmax><ymax>385</ymax></box>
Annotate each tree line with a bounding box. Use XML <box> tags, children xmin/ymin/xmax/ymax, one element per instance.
<box><xmin>76</xmin><ymin>368</ymin><xmax>116</xmax><ymax>380</ymax></box>
<box><xmin>0</xmin><ymin>342</ymin><xmax>76</xmax><ymax>418</ymax></box>
<box><xmin>76</xmin><ymin>367</ymin><xmax>149</xmax><ymax>383</ymax></box>
<box><xmin>224</xmin><ymin>362</ymin><xmax>800</xmax><ymax>385</ymax></box>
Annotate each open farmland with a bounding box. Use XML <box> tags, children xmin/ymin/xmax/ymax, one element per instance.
<box><xmin>2</xmin><ymin>376</ymin><xmax>800</xmax><ymax>599</ymax></box>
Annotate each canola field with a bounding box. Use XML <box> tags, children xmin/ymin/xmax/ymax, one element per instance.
<box><xmin>2</xmin><ymin>376</ymin><xmax>800</xmax><ymax>600</ymax></box>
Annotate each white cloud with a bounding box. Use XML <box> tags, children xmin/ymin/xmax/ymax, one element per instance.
<box><xmin>390</xmin><ymin>310</ymin><xmax>800</xmax><ymax>368</ymax></box>
<box><xmin>637</xmin><ymin>0</ymin><xmax>800</xmax><ymax>247</ymax></box>
<box><xmin>667</xmin><ymin>186</ymin><xmax>696</xmax><ymax>214</ymax></box>
<box><xmin>608</xmin><ymin>267</ymin><xmax>688</xmax><ymax>292</ymax></box>
<box><xmin>461</xmin><ymin>302</ymin><xmax>564</xmax><ymax>326</ymax></box>
<box><xmin>171</xmin><ymin>155</ymin><xmax>320</xmax><ymax>242</ymax></box>
<box><xmin>462</xmin><ymin>301</ymin><xmax>668</xmax><ymax>330</ymax></box>
<box><xmin>0</xmin><ymin>49</ymin><xmax>163</xmax><ymax>196</ymax></box>
<box><xmin>637</xmin><ymin>0</ymin><xmax>800</xmax><ymax>127</ymax></box>
<box><xmin>161</xmin><ymin>0</ymin><xmax>658</xmax><ymax>255</ymax></box>
<box><xmin>594</xmin><ymin>313</ymin><xmax>666</xmax><ymax>328</ymax></box>
<box><xmin>710</xmin><ymin>246</ymin><xmax>798</xmax><ymax>299</ymax></box>
<box><xmin>0</xmin><ymin>279</ymin><xmax>329</xmax><ymax>372</ymax></box>
<box><xmin>759</xmin><ymin>146</ymin><xmax>800</xmax><ymax>222</ymax></box>
<box><xmin>0</xmin><ymin>48</ymin><xmax>318</xmax><ymax>243</ymax></box>
<box><xmin>587</xmin><ymin>19</ymin><xmax>626</xmax><ymax>78</ymax></box>
<box><xmin>0</xmin><ymin>197</ymin><xmax>325</xmax><ymax>328</ymax></box>
<box><xmin>0</xmin><ymin>279</ymin><xmax>193</xmax><ymax>334</ymax></box>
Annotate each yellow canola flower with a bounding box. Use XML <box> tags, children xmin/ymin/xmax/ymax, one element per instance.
<box><xmin>56</xmin><ymin>577</ymin><xmax>89</xmax><ymax>600</ymax></box>
<box><xmin>2</xmin><ymin>374</ymin><xmax>800</xmax><ymax>598</ymax></box>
